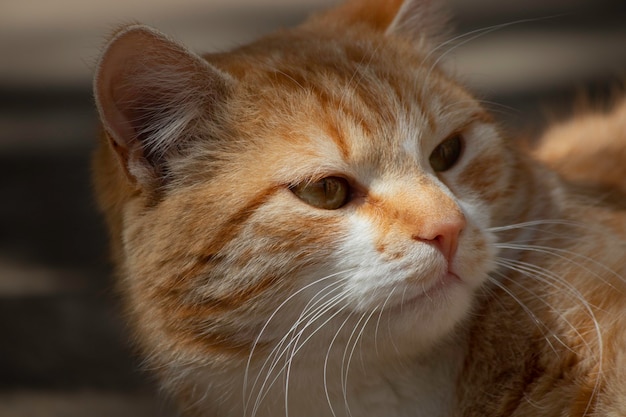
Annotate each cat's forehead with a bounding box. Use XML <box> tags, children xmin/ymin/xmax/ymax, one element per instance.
<box><xmin>210</xmin><ymin>32</ymin><xmax>483</xmax><ymax>179</ymax></box>
<box><xmin>214</xmin><ymin>30</ymin><xmax>476</xmax><ymax>120</ymax></box>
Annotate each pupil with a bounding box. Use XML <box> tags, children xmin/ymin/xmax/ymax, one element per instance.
<box><xmin>431</xmin><ymin>134</ymin><xmax>462</xmax><ymax>172</ymax></box>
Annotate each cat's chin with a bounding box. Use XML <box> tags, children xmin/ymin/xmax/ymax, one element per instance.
<box><xmin>372</xmin><ymin>271</ymin><xmax>474</xmax><ymax>353</ymax></box>
<box><xmin>411</xmin><ymin>272</ymin><xmax>461</xmax><ymax>303</ymax></box>
<box><xmin>383</xmin><ymin>271</ymin><xmax>463</xmax><ymax>315</ymax></box>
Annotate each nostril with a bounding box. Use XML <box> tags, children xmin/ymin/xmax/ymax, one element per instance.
<box><xmin>411</xmin><ymin>218</ymin><xmax>465</xmax><ymax>261</ymax></box>
<box><xmin>412</xmin><ymin>234</ymin><xmax>454</xmax><ymax>260</ymax></box>
<box><xmin>435</xmin><ymin>234</ymin><xmax>454</xmax><ymax>261</ymax></box>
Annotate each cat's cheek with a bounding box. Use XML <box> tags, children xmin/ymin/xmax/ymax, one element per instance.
<box><xmin>454</xmin><ymin>201</ymin><xmax>499</xmax><ymax>284</ymax></box>
<box><xmin>332</xmin><ymin>215</ymin><xmax>456</xmax><ymax>307</ymax></box>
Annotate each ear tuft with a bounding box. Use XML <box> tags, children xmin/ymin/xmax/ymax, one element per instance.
<box><xmin>386</xmin><ymin>0</ymin><xmax>451</xmax><ymax>43</ymax></box>
<box><xmin>94</xmin><ymin>25</ymin><xmax>234</xmax><ymax>188</ymax></box>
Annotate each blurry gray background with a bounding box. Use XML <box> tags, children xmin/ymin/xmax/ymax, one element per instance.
<box><xmin>1</xmin><ymin>0</ymin><xmax>625</xmax><ymax>416</ymax></box>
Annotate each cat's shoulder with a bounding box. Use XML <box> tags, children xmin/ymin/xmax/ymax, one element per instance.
<box><xmin>533</xmin><ymin>97</ymin><xmax>626</xmax><ymax>196</ymax></box>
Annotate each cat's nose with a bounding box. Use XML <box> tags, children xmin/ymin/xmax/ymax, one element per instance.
<box><xmin>412</xmin><ymin>214</ymin><xmax>466</xmax><ymax>262</ymax></box>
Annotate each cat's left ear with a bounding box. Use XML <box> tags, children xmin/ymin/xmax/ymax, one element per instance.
<box><xmin>385</xmin><ymin>0</ymin><xmax>450</xmax><ymax>42</ymax></box>
<box><xmin>315</xmin><ymin>0</ymin><xmax>450</xmax><ymax>43</ymax></box>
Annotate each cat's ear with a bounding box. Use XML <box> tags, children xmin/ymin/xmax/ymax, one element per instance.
<box><xmin>94</xmin><ymin>25</ymin><xmax>234</xmax><ymax>189</ymax></box>
<box><xmin>385</xmin><ymin>0</ymin><xmax>450</xmax><ymax>42</ymax></box>
<box><xmin>314</xmin><ymin>0</ymin><xmax>449</xmax><ymax>43</ymax></box>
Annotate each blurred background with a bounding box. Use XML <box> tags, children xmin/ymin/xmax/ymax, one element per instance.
<box><xmin>1</xmin><ymin>0</ymin><xmax>625</xmax><ymax>415</ymax></box>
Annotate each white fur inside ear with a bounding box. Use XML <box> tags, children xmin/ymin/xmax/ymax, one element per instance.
<box><xmin>385</xmin><ymin>0</ymin><xmax>450</xmax><ymax>43</ymax></box>
<box><xmin>93</xmin><ymin>25</ymin><xmax>235</xmax><ymax>183</ymax></box>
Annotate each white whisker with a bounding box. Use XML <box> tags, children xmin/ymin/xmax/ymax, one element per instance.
<box><xmin>374</xmin><ymin>289</ymin><xmax>397</xmax><ymax>356</ymax></box>
<box><xmin>493</xmin><ymin>255</ymin><xmax>605</xmax><ymax>415</ymax></box>
<box><xmin>324</xmin><ymin>310</ymin><xmax>356</xmax><ymax>417</ymax></box>
<box><xmin>487</xmin><ymin>272</ymin><xmax>561</xmax><ymax>354</ymax></box>
<box><xmin>244</xmin><ymin>269</ymin><xmax>355</xmax><ymax>416</ymax></box>
<box><xmin>421</xmin><ymin>15</ymin><xmax>563</xmax><ymax>102</ymax></box>
<box><xmin>488</xmin><ymin>219</ymin><xmax>593</xmax><ymax>233</ymax></box>
<box><xmin>341</xmin><ymin>307</ymin><xmax>380</xmax><ymax>417</ymax></box>
<box><xmin>494</xmin><ymin>260</ymin><xmax>584</xmax><ymax>352</ymax></box>
<box><xmin>283</xmin><ymin>287</ymin><xmax>353</xmax><ymax>417</ymax></box>
<box><xmin>495</xmin><ymin>242</ymin><xmax>623</xmax><ymax>289</ymax></box>
<box><xmin>250</xmin><ymin>286</ymin><xmax>349</xmax><ymax>417</ymax></box>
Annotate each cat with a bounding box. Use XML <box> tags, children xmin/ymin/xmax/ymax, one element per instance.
<box><xmin>92</xmin><ymin>0</ymin><xmax>626</xmax><ymax>416</ymax></box>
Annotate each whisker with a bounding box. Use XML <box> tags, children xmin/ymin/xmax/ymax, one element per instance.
<box><xmin>426</xmin><ymin>14</ymin><xmax>565</xmax><ymax>72</ymax></box>
<box><xmin>374</xmin><ymin>288</ymin><xmax>397</xmax><ymax>356</ymax></box>
<box><xmin>324</xmin><ymin>310</ymin><xmax>356</xmax><ymax>417</ymax></box>
<box><xmin>420</xmin><ymin>15</ymin><xmax>563</xmax><ymax>103</ymax></box>
<box><xmin>250</xmin><ymin>286</ymin><xmax>349</xmax><ymax>417</ymax></box>
<box><xmin>492</xmin><ymin>258</ymin><xmax>605</xmax><ymax>415</ymax></box>
<box><xmin>495</xmin><ymin>260</ymin><xmax>587</xmax><ymax>352</ymax></box>
<box><xmin>487</xmin><ymin>272</ymin><xmax>561</xmax><ymax>355</ymax></box>
<box><xmin>475</xmin><ymin>99</ymin><xmax>521</xmax><ymax>117</ymax></box>
<box><xmin>244</xmin><ymin>269</ymin><xmax>355</xmax><ymax>416</ymax></box>
<box><xmin>495</xmin><ymin>242</ymin><xmax>623</xmax><ymax>289</ymax></box>
<box><xmin>282</xmin><ymin>287</ymin><xmax>353</xmax><ymax>416</ymax></box>
<box><xmin>488</xmin><ymin>219</ymin><xmax>612</xmax><ymax>235</ymax></box>
<box><xmin>341</xmin><ymin>306</ymin><xmax>380</xmax><ymax>417</ymax></box>
<box><xmin>337</xmin><ymin>39</ymin><xmax>383</xmax><ymax>115</ymax></box>
<box><xmin>439</xmin><ymin>98</ymin><xmax>519</xmax><ymax>119</ymax></box>
<box><xmin>489</xmin><ymin>219</ymin><xmax>572</xmax><ymax>232</ymax></box>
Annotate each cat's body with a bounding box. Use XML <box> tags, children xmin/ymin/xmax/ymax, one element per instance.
<box><xmin>92</xmin><ymin>0</ymin><xmax>626</xmax><ymax>416</ymax></box>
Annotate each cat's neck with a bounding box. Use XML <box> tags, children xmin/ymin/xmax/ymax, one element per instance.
<box><xmin>214</xmin><ymin>333</ymin><xmax>467</xmax><ymax>417</ymax></box>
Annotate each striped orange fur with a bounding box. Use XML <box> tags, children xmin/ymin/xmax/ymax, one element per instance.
<box><xmin>93</xmin><ymin>1</ymin><xmax>626</xmax><ymax>416</ymax></box>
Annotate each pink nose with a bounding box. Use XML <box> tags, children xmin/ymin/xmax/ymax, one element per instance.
<box><xmin>412</xmin><ymin>215</ymin><xmax>466</xmax><ymax>261</ymax></box>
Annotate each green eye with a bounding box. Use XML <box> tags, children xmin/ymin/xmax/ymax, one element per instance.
<box><xmin>429</xmin><ymin>133</ymin><xmax>463</xmax><ymax>172</ymax></box>
<box><xmin>291</xmin><ymin>176</ymin><xmax>350</xmax><ymax>210</ymax></box>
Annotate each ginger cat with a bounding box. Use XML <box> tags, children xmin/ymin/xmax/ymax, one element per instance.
<box><xmin>92</xmin><ymin>0</ymin><xmax>626</xmax><ymax>416</ymax></box>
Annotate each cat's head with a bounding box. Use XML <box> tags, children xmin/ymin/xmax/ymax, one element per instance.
<box><xmin>93</xmin><ymin>0</ymin><xmax>521</xmax><ymax>365</ymax></box>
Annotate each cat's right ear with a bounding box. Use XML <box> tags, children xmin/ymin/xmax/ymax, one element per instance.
<box><xmin>94</xmin><ymin>25</ymin><xmax>235</xmax><ymax>190</ymax></box>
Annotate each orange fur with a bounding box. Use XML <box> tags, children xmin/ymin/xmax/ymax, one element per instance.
<box><xmin>93</xmin><ymin>1</ymin><xmax>626</xmax><ymax>416</ymax></box>
<box><xmin>534</xmin><ymin>99</ymin><xmax>626</xmax><ymax>196</ymax></box>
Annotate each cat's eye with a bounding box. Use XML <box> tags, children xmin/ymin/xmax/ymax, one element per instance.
<box><xmin>290</xmin><ymin>177</ymin><xmax>350</xmax><ymax>210</ymax></box>
<box><xmin>429</xmin><ymin>133</ymin><xmax>463</xmax><ymax>172</ymax></box>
